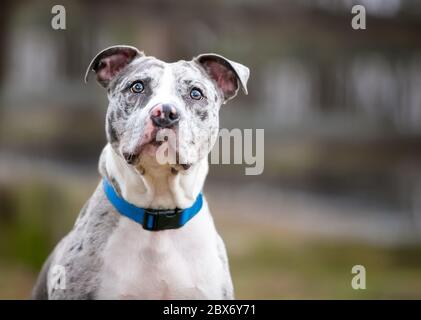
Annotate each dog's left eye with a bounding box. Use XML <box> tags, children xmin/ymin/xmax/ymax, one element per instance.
<box><xmin>190</xmin><ymin>88</ymin><xmax>203</xmax><ymax>100</ymax></box>
<box><xmin>130</xmin><ymin>81</ymin><xmax>144</xmax><ymax>93</ymax></box>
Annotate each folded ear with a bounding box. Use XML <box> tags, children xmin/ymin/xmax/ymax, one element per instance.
<box><xmin>194</xmin><ymin>53</ymin><xmax>249</xmax><ymax>102</ymax></box>
<box><xmin>84</xmin><ymin>45</ymin><xmax>143</xmax><ymax>87</ymax></box>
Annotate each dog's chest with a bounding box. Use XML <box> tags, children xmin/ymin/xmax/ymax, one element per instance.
<box><xmin>96</xmin><ymin>214</ymin><xmax>223</xmax><ymax>299</ymax></box>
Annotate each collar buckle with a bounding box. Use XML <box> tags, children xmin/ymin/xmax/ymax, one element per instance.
<box><xmin>142</xmin><ymin>208</ymin><xmax>184</xmax><ymax>231</ymax></box>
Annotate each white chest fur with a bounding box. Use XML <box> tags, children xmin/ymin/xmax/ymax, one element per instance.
<box><xmin>96</xmin><ymin>204</ymin><xmax>227</xmax><ymax>299</ymax></box>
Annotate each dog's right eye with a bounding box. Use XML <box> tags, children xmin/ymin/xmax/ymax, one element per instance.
<box><xmin>190</xmin><ymin>88</ymin><xmax>203</xmax><ymax>100</ymax></box>
<box><xmin>130</xmin><ymin>81</ymin><xmax>144</xmax><ymax>94</ymax></box>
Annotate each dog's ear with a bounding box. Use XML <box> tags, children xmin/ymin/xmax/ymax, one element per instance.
<box><xmin>194</xmin><ymin>53</ymin><xmax>249</xmax><ymax>103</ymax></box>
<box><xmin>85</xmin><ymin>45</ymin><xmax>144</xmax><ymax>87</ymax></box>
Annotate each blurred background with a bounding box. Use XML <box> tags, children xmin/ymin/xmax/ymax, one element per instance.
<box><xmin>1</xmin><ymin>0</ymin><xmax>421</xmax><ymax>299</ymax></box>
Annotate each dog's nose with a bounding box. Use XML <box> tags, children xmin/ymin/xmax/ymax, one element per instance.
<box><xmin>150</xmin><ymin>104</ymin><xmax>180</xmax><ymax>128</ymax></box>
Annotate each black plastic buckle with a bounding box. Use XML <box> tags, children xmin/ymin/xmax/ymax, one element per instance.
<box><xmin>142</xmin><ymin>208</ymin><xmax>183</xmax><ymax>231</ymax></box>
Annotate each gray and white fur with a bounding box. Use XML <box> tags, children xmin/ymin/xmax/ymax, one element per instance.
<box><xmin>32</xmin><ymin>45</ymin><xmax>249</xmax><ymax>299</ymax></box>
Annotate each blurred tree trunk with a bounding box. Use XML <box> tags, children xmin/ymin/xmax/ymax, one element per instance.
<box><xmin>0</xmin><ymin>0</ymin><xmax>12</xmax><ymax>90</ymax></box>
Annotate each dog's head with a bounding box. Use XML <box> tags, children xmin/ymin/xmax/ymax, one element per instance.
<box><xmin>85</xmin><ymin>45</ymin><xmax>249</xmax><ymax>172</ymax></box>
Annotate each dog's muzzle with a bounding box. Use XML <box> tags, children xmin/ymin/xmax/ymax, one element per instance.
<box><xmin>150</xmin><ymin>103</ymin><xmax>180</xmax><ymax>128</ymax></box>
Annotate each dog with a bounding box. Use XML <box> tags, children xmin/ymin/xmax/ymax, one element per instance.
<box><xmin>32</xmin><ymin>45</ymin><xmax>249</xmax><ymax>299</ymax></box>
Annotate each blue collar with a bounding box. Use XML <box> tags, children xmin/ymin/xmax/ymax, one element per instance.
<box><xmin>103</xmin><ymin>178</ymin><xmax>203</xmax><ymax>231</ymax></box>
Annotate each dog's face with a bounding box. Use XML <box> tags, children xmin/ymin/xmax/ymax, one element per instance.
<box><xmin>85</xmin><ymin>45</ymin><xmax>249</xmax><ymax>172</ymax></box>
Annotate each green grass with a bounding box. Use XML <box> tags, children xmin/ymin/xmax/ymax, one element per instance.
<box><xmin>218</xmin><ymin>218</ymin><xmax>421</xmax><ymax>299</ymax></box>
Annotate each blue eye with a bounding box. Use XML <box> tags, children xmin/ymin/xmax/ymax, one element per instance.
<box><xmin>190</xmin><ymin>88</ymin><xmax>203</xmax><ymax>100</ymax></box>
<box><xmin>130</xmin><ymin>81</ymin><xmax>144</xmax><ymax>93</ymax></box>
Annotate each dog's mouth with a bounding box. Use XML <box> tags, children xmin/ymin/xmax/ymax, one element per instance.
<box><xmin>122</xmin><ymin>127</ymin><xmax>188</xmax><ymax>169</ymax></box>
<box><xmin>147</xmin><ymin>127</ymin><xmax>176</xmax><ymax>148</ymax></box>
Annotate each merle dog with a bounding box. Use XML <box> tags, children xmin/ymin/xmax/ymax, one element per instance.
<box><xmin>32</xmin><ymin>45</ymin><xmax>249</xmax><ymax>299</ymax></box>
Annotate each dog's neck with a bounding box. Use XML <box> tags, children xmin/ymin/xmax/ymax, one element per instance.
<box><xmin>99</xmin><ymin>144</ymin><xmax>208</xmax><ymax>209</ymax></box>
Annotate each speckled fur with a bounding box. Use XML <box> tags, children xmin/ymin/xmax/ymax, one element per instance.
<box><xmin>32</xmin><ymin>45</ymin><xmax>249</xmax><ymax>300</ymax></box>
